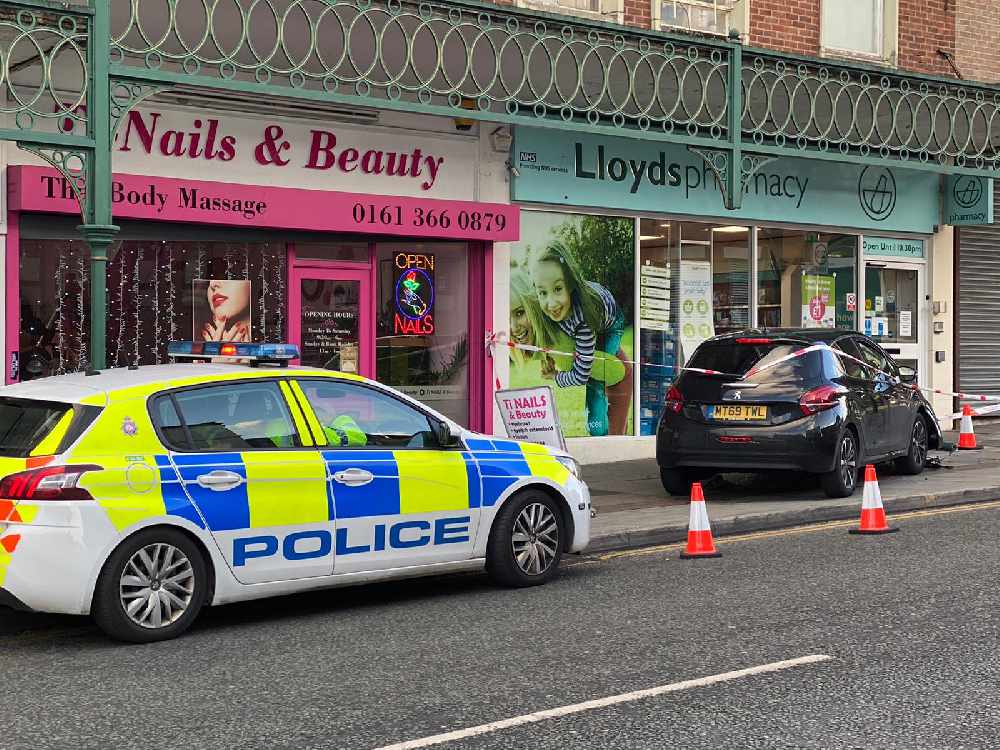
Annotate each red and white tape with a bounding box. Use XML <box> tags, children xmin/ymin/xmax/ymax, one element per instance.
<box><xmin>488</xmin><ymin>331</ymin><xmax>1000</xmax><ymax>422</ymax></box>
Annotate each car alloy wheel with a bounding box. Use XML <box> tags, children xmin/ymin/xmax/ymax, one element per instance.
<box><xmin>840</xmin><ymin>433</ymin><xmax>858</xmax><ymax>492</ymax></box>
<box><xmin>119</xmin><ymin>543</ymin><xmax>195</xmax><ymax>629</ymax></box>
<box><xmin>511</xmin><ymin>502</ymin><xmax>560</xmax><ymax>576</ymax></box>
<box><xmin>911</xmin><ymin>419</ymin><xmax>928</xmax><ymax>467</ymax></box>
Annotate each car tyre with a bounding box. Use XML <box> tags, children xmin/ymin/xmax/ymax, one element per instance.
<box><xmin>92</xmin><ymin>527</ymin><xmax>209</xmax><ymax>644</ymax></box>
<box><xmin>895</xmin><ymin>415</ymin><xmax>929</xmax><ymax>476</ymax></box>
<box><xmin>821</xmin><ymin>429</ymin><xmax>860</xmax><ymax>498</ymax></box>
<box><xmin>487</xmin><ymin>490</ymin><xmax>565</xmax><ymax>588</ymax></box>
<box><xmin>660</xmin><ymin>467</ymin><xmax>699</xmax><ymax>496</ymax></box>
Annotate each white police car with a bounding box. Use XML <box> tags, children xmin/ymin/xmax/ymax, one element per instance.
<box><xmin>0</xmin><ymin>342</ymin><xmax>591</xmax><ymax>642</ymax></box>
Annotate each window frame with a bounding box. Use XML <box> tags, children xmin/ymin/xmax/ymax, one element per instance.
<box><xmin>515</xmin><ymin>0</ymin><xmax>624</xmax><ymax>25</ymax></box>
<box><xmin>653</xmin><ymin>0</ymin><xmax>747</xmax><ymax>38</ymax></box>
<box><xmin>820</xmin><ymin>0</ymin><xmax>898</xmax><ymax>65</ymax></box>
<box><xmin>149</xmin><ymin>378</ymin><xmax>306</xmax><ymax>454</ymax></box>
<box><xmin>292</xmin><ymin>377</ymin><xmax>459</xmax><ymax>452</ymax></box>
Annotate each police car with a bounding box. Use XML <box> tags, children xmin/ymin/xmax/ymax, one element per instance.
<box><xmin>0</xmin><ymin>342</ymin><xmax>590</xmax><ymax>642</ymax></box>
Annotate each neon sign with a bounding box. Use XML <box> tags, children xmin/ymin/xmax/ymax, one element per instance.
<box><xmin>393</xmin><ymin>252</ymin><xmax>435</xmax><ymax>335</ymax></box>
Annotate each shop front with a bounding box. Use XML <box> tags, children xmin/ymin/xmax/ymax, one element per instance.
<box><xmin>6</xmin><ymin>107</ymin><xmax>517</xmax><ymax>432</ymax></box>
<box><xmin>503</xmin><ymin>127</ymin><xmax>942</xmax><ymax>453</ymax></box>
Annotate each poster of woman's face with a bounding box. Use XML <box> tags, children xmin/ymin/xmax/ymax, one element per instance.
<box><xmin>193</xmin><ymin>279</ymin><xmax>252</xmax><ymax>342</ymax></box>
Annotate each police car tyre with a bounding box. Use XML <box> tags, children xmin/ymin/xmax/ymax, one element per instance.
<box><xmin>486</xmin><ymin>490</ymin><xmax>565</xmax><ymax>587</ymax></box>
<box><xmin>92</xmin><ymin>528</ymin><xmax>209</xmax><ymax>643</ymax></box>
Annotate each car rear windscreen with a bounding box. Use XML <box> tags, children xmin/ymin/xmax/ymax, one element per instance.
<box><xmin>0</xmin><ymin>398</ymin><xmax>71</xmax><ymax>458</ymax></box>
<box><xmin>687</xmin><ymin>342</ymin><xmax>835</xmax><ymax>383</ymax></box>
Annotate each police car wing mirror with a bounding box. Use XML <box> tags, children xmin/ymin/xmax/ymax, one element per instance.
<box><xmin>434</xmin><ymin>420</ymin><xmax>459</xmax><ymax>448</ymax></box>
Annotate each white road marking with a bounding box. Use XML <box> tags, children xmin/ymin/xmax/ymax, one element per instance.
<box><xmin>373</xmin><ymin>654</ymin><xmax>834</xmax><ymax>750</ymax></box>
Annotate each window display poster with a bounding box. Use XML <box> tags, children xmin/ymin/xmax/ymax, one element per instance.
<box><xmin>801</xmin><ymin>274</ymin><xmax>836</xmax><ymax>328</ymax></box>
<box><xmin>193</xmin><ymin>279</ymin><xmax>252</xmax><ymax>342</ymax></box>
<box><xmin>679</xmin><ymin>261</ymin><xmax>714</xmax><ymax>361</ymax></box>
<box><xmin>508</xmin><ymin>211</ymin><xmax>635</xmax><ymax>438</ymax></box>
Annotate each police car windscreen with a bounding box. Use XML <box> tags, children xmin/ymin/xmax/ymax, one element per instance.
<box><xmin>0</xmin><ymin>398</ymin><xmax>70</xmax><ymax>458</ymax></box>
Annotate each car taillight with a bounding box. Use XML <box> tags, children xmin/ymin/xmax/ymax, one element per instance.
<box><xmin>665</xmin><ymin>385</ymin><xmax>684</xmax><ymax>414</ymax></box>
<box><xmin>0</xmin><ymin>464</ymin><xmax>102</xmax><ymax>501</ymax></box>
<box><xmin>736</xmin><ymin>338</ymin><xmax>773</xmax><ymax>345</ymax></box>
<box><xmin>799</xmin><ymin>386</ymin><xmax>846</xmax><ymax>416</ymax></box>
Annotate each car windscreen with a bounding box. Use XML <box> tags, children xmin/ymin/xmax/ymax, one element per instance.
<box><xmin>0</xmin><ymin>398</ymin><xmax>72</xmax><ymax>458</ymax></box>
<box><xmin>687</xmin><ymin>342</ymin><xmax>836</xmax><ymax>384</ymax></box>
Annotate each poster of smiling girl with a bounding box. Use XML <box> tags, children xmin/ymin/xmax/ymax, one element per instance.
<box><xmin>509</xmin><ymin>212</ymin><xmax>635</xmax><ymax>437</ymax></box>
<box><xmin>193</xmin><ymin>279</ymin><xmax>252</xmax><ymax>343</ymax></box>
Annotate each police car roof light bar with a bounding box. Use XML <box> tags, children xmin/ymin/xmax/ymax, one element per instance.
<box><xmin>166</xmin><ymin>341</ymin><xmax>301</xmax><ymax>368</ymax></box>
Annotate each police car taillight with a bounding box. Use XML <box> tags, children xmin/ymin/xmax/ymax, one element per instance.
<box><xmin>0</xmin><ymin>464</ymin><xmax>102</xmax><ymax>501</ymax></box>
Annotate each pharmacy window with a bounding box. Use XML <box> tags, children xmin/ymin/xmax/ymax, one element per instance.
<box><xmin>516</xmin><ymin>0</ymin><xmax>623</xmax><ymax>23</ymax></box>
<box><xmin>821</xmin><ymin>0</ymin><xmax>897</xmax><ymax>62</ymax></box>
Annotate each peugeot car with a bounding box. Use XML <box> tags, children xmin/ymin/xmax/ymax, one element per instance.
<box><xmin>656</xmin><ymin>329</ymin><xmax>943</xmax><ymax>498</ymax></box>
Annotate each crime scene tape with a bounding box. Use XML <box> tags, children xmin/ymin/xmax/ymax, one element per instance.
<box><xmin>487</xmin><ymin>331</ymin><xmax>1000</xmax><ymax>421</ymax></box>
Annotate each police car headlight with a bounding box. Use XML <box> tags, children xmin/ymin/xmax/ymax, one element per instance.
<box><xmin>555</xmin><ymin>455</ymin><xmax>581</xmax><ymax>480</ymax></box>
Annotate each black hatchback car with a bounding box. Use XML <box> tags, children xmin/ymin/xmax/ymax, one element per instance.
<box><xmin>656</xmin><ymin>329</ymin><xmax>943</xmax><ymax>498</ymax></box>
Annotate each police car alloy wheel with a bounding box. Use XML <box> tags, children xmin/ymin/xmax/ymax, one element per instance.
<box><xmin>486</xmin><ymin>490</ymin><xmax>565</xmax><ymax>587</ymax></box>
<box><xmin>92</xmin><ymin>528</ymin><xmax>209</xmax><ymax>643</ymax></box>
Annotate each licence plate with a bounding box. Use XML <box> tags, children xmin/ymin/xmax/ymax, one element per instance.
<box><xmin>710</xmin><ymin>405</ymin><xmax>767</xmax><ymax>421</ymax></box>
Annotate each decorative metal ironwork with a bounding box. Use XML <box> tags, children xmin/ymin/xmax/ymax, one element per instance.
<box><xmin>108</xmin><ymin>0</ymin><xmax>731</xmax><ymax>141</ymax></box>
<box><xmin>743</xmin><ymin>52</ymin><xmax>1000</xmax><ymax>171</ymax></box>
<box><xmin>688</xmin><ymin>145</ymin><xmax>775</xmax><ymax>208</ymax></box>
<box><xmin>110</xmin><ymin>78</ymin><xmax>167</xmax><ymax>138</ymax></box>
<box><xmin>17</xmin><ymin>142</ymin><xmax>89</xmax><ymax>216</ymax></box>
<box><xmin>0</xmin><ymin>3</ymin><xmax>90</xmax><ymax>138</ymax></box>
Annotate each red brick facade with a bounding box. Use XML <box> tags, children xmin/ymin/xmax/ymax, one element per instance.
<box><xmin>955</xmin><ymin>0</ymin><xmax>1000</xmax><ymax>83</ymax></box>
<box><xmin>749</xmin><ymin>0</ymin><xmax>820</xmax><ymax>56</ymax></box>
<box><xmin>623</xmin><ymin>0</ymin><xmax>650</xmax><ymax>28</ymax></box>
<box><xmin>898</xmin><ymin>0</ymin><xmax>955</xmax><ymax>76</ymax></box>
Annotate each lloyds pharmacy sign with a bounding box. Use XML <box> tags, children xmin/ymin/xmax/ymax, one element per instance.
<box><xmin>512</xmin><ymin>127</ymin><xmax>941</xmax><ymax>235</ymax></box>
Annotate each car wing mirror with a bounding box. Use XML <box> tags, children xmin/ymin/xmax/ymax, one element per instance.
<box><xmin>898</xmin><ymin>366</ymin><xmax>917</xmax><ymax>384</ymax></box>
<box><xmin>434</xmin><ymin>420</ymin><xmax>460</xmax><ymax>448</ymax></box>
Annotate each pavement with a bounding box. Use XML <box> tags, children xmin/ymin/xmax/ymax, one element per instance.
<box><xmin>586</xmin><ymin>421</ymin><xmax>1000</xmax><ymax>551</ymax></box>
<box><xmin>5</xmin><ymin>501</ymin><xmax>1000</xmax><ymax>748</ymax></box>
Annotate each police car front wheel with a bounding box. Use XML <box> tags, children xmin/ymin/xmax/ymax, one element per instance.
<box><xmin>92</xmin><ymin>528</ymin><xmax>210</xmax><ymax>643</ymax></box>
<box><xmin>487</xmin><ymin>490</ymin><xmax>565</xmax><ymax>587</ymax></box>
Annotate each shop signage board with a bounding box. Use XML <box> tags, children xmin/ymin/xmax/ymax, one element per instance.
<box><xmin>9</xmin><ymin>166</ymin><xmax>520</xmax><ymax>243</ymax></box>
<box><xmin>15</xmin><ymin>107</ymin><xmax>480</xmax><ymax>202</ymax></box>
<box><xmin>512</xmin><ymin>127</ymin><xmax>941</xmax><ymax>235</ymax></box>
<box><xmin>639</xmin><ymin>262</ymin><xmax>671</xmax><ymax>331</ymax></box>
<box><xmin>944</xmin><ymin>176</ymin><xmax>994</xmax><ymax>226</ymax></box>
<box><xmin>862</xmin><ymin>237</ymin><xmax>925</xmax><ymax>259</ymax></box>
<box><xmin>495</xmin><ymin>386</ymin><xmax>566</xmax><ymax>450</ymax></box>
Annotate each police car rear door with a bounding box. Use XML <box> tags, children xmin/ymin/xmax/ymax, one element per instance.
<box><xmin>292</xmin><ymin>378</ymin><xmax>481</xmax><ymax>575</ymax></box>
<box><xmin>153</xmin><ymin>380</ymin><xmax>335</xmax><ymax>584</ymax></box>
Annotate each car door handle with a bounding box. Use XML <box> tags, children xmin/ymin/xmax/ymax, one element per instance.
<box><xmin>333</xmin><ymin>468</ymin><xmax>375</xmax><ymax>487</ymax></box>
<box><xmin>195</xmin><ymin>470</ymin><xmax>244</xmax><ymax>491</ymax></box>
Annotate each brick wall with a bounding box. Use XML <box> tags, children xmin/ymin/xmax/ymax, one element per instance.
<box><xmin>624</xmin><ymin>0</ymin><xmax>650</xmax><ymax>28</ymax></box>
<box><xmin>955</xmin><ymin>0</ymin><xmax>1000</xmax><ymax>83</ymax></box>
<box><xmin>749</xmin><ymin>0</ymin><xmax>820</xmax><ymax>56</ymax></box>
<box><xmin>898</xmin><ymin>0</ymin><xmax>955</xmax><ymax>76</ymax></box>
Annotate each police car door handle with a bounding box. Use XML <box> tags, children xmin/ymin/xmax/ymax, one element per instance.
<box><xmin>195</xmin><ymin>470</ymin><xmax>244</xmax><ymax>491</ymax></box>
<box><xmin>333</xmin><ymin>468</ymin><xmax>374</xmax><ymax>487</ymax></box>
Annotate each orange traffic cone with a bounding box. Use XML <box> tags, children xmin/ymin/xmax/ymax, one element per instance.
<box><xmin>849</xmin><ymin>465</ymin><xmax>898</xmax><ymax>535</ymax></box>
<box><xmin>958</xmin><ymin>405</ymin><xmax>983</xmax><ymax>451</ymax></box>
<box><xmin>680</xmin><ymin>482</ymin><xmax>722</xmax><ymax>559</ymax></box>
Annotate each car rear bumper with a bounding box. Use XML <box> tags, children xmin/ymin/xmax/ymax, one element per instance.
<box><xmin>656</xmin><ymin>408</ymin><xmax>845</xmax><ymax>474</ymax></box>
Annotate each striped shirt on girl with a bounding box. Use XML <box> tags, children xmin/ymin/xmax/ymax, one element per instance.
<box><xmin>555</xmin><ymin>281</ymin><xmax>619</xmax><ymax>388</ymax></box>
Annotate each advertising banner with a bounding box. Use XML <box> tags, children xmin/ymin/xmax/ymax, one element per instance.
<box><xmin>193</xmin><ymin>279</ymin><xmax>252</xmax><ymax>342</ymax></box>
<box><xmin>496</xmin><ymin>386</ymin><xmax>566</xmax><ymax>450</ymax></box>
<box><xmin>513</xmin><ymin>127</ymin><xmax>941</xmax><ymax>234</ymax></box>
<box><xmin>679</xmin><ymin>261</ymin><xmax>714</xmax><ymax>361</ymax></box>
<box><xmin>801</xmin><ymin>274</ymin><xmax>836</xmax><ymax>328</ymax></box>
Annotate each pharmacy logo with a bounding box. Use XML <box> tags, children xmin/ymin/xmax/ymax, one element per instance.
<box><xmin>952</xmin><ymin>176</ymin><xmax>984</xmax><ymax>208</ymax></box>
<box><xmin>858</xmin><ymin>166</ymin><xmax>897</xmax><ymax>222</ymax></box>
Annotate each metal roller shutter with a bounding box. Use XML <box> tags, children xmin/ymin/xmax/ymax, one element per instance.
<box><xmin>959</xmin><ymin>180</ymin><xmax>1000</xmax><ymax>399</ymax></box>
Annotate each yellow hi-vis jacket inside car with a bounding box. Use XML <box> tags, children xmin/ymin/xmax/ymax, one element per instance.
<box><xmin>0</xmin><ymin>359</ymin><xmax>590</xmax><ymax>642</ymax></box>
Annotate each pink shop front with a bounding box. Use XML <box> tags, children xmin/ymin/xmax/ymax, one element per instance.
<box><xmin>6</xmin><ymin>165</ymin><xmax>517</xmax><ymax>433</ymax></box>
